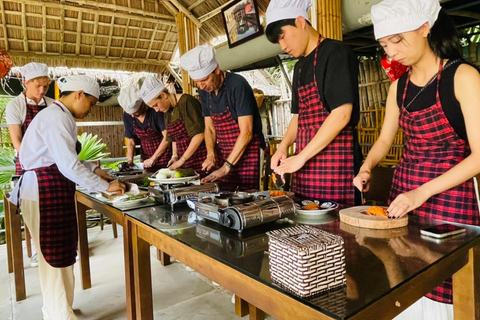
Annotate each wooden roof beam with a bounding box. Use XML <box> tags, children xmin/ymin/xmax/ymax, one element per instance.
<box><xmin>158</xmin><ymin>25</ymin><xmax>172</xmax><ymax>61</ymax></box>
<box><xmin>119</xmin><ymin>19</ymin><xmax>131</xmax><ymax>58</ymax></box>
<box><xmin>187</xmin><ymin>0</ymin><xmax>206</xmax><ymax>11</ymax></box>
<box><xmin>105</xmin><ymin>16</ymin><xmax>115</xmax><ymax>57</ymax></box>
<box><xmin>168</xmin><ymin>0</ymin><xmax>201</xmax><ymax>28</ymax></box>
<box><xmin>0</xmin><ymin>1</ymin><xmax>8</xmax><ymax>51</ymax></box>
<box><xmin>16</xmin><ymin>0</ymin><xmax>176</xmax><ymax>26</ymax></box>
<box><xmin>75</xmin><ymin>11</ymin><xmax>82</xmax><ymax>55</ymax></box>
<box><xmin>60</xmin><ymin>7</ymin><xmax>65</xmax><ymax>54</ymax></box>
<box><xmin>91</xmin><ymin>13</ymin><xmax>99</xmax><ymax>56</ymax></box>
<box><xmin>146</xmin><ymin>23</ymin><xmax>160</xmax><ymax>59</ymax></box>
<box><xmin>159</xmin><ymin>0</ymin><xmax>178</xmax><ymax>17</ymax></box>
<box><xmin>65</xmin><ymin>0</ymin><xmax>173</xmax><ymax>21</ymax></box>
<box><xmin>42</xmin><ymin>5</ymin><xmax>47</xmax><ymax>53</ymax></box>
<box><xmin>21</xmin><ymin>2</ymin><xmax>28</xmax><ymax>52</ymax></box>
<box><xmin>199</xmin><ymin>0</ymin><xmax>236</xmax><ymax>22</ymax></box>
<box><xmin>133</xmin><ymin>20</ymin><xmax>144</xmax><ymax>59</ymax></box>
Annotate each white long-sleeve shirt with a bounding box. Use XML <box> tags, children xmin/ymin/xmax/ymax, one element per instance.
<box><xmin>10</xmin><ymin>101</ymin><xmax>109</xmax><ymax>205</ymax></box>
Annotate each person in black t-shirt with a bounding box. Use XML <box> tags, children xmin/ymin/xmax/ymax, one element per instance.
<box><xmin>265</xmin><ymin>0</ymin><xmax>360</xmax><ymax>204</ymax></box>
<box><xmin>180</xmin><ymin>45</ymin><xmax>265</xmax><ymax>191</ymax></box>
<box><xmin>118</xmin><ymin>87</ymin><xmax>171</xmax><ymax>172</ymax></box>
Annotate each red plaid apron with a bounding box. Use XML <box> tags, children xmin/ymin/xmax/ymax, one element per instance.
<box><xmin>166</xmin><ymin>117</ymin><xmax>207</xmax><ymax>172</ymax></box>
<box><xmin>16</xmin><ymin>96</ymin><xmax>47</xmax><ymax>175</ymax></box>
<box><xmin>292</xmin><ymin>39</ymin><xmax>355</xmax><ymax>204</ymax></box>
<box><xmin>210</xmin><ymin>100</ymin><xmax>260</xmax><ymax>191</ymax></box>
<box><xmin>391</xmin><ymin>60</ymin><xmax>479</xmax><ymax>303</ymax></box>
<box><xmin>133</xmin><ymin>118</ymin><xmax>171</xmax><ymax>172</ymax></box>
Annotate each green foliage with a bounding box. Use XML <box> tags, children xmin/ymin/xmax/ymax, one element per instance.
<box><xmin>77</xmin><ymin>132</ymin><xmax>110</xmax><ymax>161</ymax></box>
<box><xmin>0</xmin><ymin>146</ymin><xmax>15</xmax><ymax>185</ymax></box>
<box><xmin>101</xmin><ymin>160</ymin><xmax>124</xmax><ymax>170</ymax></box>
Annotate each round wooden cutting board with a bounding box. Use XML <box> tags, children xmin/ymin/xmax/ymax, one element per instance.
<box><xmin>339</xmin><ymin>206</ymin><xmax>408</xmax><ymax>229</ymax></box>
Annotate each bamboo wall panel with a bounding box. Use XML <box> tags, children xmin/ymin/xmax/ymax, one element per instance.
<box><xmin>317</xmin><ymin>0</ymin><xmax>342</xmax><ymax>40</ymax></box>
<box><xmin>78</xmin><ymin>105</ymin><xmax>125</xmax><ymax>158</ymax></box>
<box><xmin>358</xmin><ymin>57</ymin><xmax>404</xmax><ymax>166</ymax></box>
<box><xmin>177</xmin><ymin>11</ymin><xmax>198</xmax><ymax>94</ymax></box>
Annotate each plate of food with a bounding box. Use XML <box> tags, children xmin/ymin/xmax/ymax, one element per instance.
<box><xmin>148</xmin><ymin>168</ymin><xmax>199</xmax><ymax>184</ymax></box>
<box><xmin>104</xmin><ymin>191</ymin><xmax>149</xmax><ymax>206</ymax></box>
<box><xmin>339</xmin><ymin>205</ymin><xmax>408</xmax><ymax>229</ymax></box>
<box><xmin>295</xmin><ymin>200</ymin><xmax>339</xmax><ymax>215</ymax></box>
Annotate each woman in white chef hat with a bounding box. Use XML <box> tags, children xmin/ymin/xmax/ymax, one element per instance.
<box><xmin>138</xmin><ymin>77</ymin><xmax>207</xmax><ymax>173</ymax></box>
<box><xmin>354</xmin><ymin>1</ymin><xmax>480</xmax><ymax>318</ymax></box>
<box><xmin>10</xmin><ymin>75</ymin><xmax>125</xmax><ymax>320</ymax></box>
<box><xmin>118</xmin><ymin>85</ymin><xmax>171</xmax><ymax>172</ymax></box>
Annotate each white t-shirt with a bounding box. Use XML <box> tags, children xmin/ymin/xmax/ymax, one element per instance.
<box><xmin>5</xmin><ymin>92</ymin><xmax>55</xmax><ymax>125</ymax></box>
<box><xmin>9</xmin><ymin>101</ymin><xmax>109</xmax><ymax>204</ymax></box>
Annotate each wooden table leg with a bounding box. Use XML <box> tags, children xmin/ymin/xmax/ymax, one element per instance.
<box><xmin>4</xmin><ymin>195</ymin><xmax>13</xmax><ymax>274</ymax></box>
<box><xmin>124</xmin><ymin>218</ymin><xmax>136</xmax><ymax>320</ymax></box>
<box><xmin>235</xmin><ymin>295</ymin><xmax>249</xmax><ymax>317</ymax></box>
<box><xmin>75</xmin><ymin>199</ymin><xmax>91</xmax><ymax>290</ymax></box>
<box><xmin>248</xmin><ymin>304</ymin><xmax>265</xmax><ymax>320</ymax></box>
<box><xmin>112</xmin><ymin>221</ymin><xmax>118</xmax><ymax>238</ymax></box>
<box><xmin>25</xmin><ymin>224</ymin><xmax>32</xmax><ymax>258</ymax></box>
<box><xmin>453</xmin><ymin>246</ymin><xmax>480</xmax><ymax>320</ymax></box>
<box><xmin>8</xmin><ymin>201</ymin><xmax>26</xmax><ymax>301</ymax></box>
<box><xmin>157</xmin><ymin>249</ymin><xmax>171</xmax><ymax>266</ymax></box>
<box><xmin>132</xmin><ymin>223</ymin><xmax>153</xmax><ymax>320</ymax></box>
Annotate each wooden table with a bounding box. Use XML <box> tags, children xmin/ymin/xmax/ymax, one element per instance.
<box><xmin>124</xmin><ymin>205</ymin><xmax>480</xmax><ymax>320</ymax></box>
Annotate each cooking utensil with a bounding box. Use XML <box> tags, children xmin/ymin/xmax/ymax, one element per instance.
<box><xmin>339</xmin><ymin>206</ymin><xmax>408</xmax><ymax>229</ymax></box>
<box><xmin>271</xmin><ymin>172</ymin><xmax>285</xmax><ymax>189</ymax></box>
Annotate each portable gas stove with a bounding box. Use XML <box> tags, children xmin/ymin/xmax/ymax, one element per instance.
<box><xmin>148</xmin><ymin>183</ymin><xmax>220</xmax><ymax>208</ymax></box>
<box><xmin>194</xmin><ymin>192</ymin><xmax>295</xmax><ymax>232</ymax></box>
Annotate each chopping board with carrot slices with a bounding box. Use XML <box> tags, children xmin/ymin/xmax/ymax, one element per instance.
<box><xmin>339</xmin><ymin>205</ymin><xmax>408</xmax><ymax>229</ymax></box>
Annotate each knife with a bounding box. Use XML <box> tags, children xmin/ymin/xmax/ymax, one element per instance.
<box><xmin>121</xmin><ymin>181</ymin><xmax>140</xmax><ymax>195</ymax></box>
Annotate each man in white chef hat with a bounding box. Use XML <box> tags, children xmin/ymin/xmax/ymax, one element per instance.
<box><xmin>264</xmin><ymin>0</ymin><xmax>361</xmax><ymax>205</ymax></box>
<box><xmin>10</xmin><ymin>75</ymin><xmax>125</xmax><ymax>320</ymax></box>
<box><xmin>5</xmin><ymin>62</ymin><xmax>54</xmax><ymax>268</ymax></box>
<box><xmin>119</xmin><ymin>85</ymin><xmax>171</xmax><ymax>171</ymax></box>
<box><xmin>180</xmin><ymin>45</ymin><xmax>265</xmax><ymax>191</ymax></box>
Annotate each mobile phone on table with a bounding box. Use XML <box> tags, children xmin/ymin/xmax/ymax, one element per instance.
<box><xmin>420</xmin><ymin>223</ymin><xmax>466</xmax><ymax>239</ymax></box>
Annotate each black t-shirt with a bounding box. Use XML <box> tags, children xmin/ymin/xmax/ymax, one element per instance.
<box><xmin>396</xmin><ymin>59</ymin><xmax>467</xmax><ymax>142</ymax></box>
<box><xmin>199</xmin><ymin>72</ymin><xmax>265</xmax><ymax>148</ymax></box>
<box><xmin>292</xmin><ymin>38</ymin><xmax>360</xmax><ymax>127</ymax></box>
<box><xmin>123</xmin><ymin>107</ymin><xmax>166</xmax><ymax>139</ymax></box>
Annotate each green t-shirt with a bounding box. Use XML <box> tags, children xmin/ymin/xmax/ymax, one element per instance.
<box><xmin>164</xmin><ymin>94</ymin><xmax>205</xmax><ymax>142</ymax></box>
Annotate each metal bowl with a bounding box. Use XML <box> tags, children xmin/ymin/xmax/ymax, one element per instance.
<box><xmin>214</xmin><ymin>192</ymin><xmax>254</xmax><ymax>206</ymax></box>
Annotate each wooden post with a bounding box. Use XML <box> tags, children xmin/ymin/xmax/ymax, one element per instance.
<box><xmin>176</xmin><ymin>12</ymin><xmax>198</xmax><ymax>95</ymax></box>
<box><xmin>316</xmin><ymin>0</ymin><xmax>342</xmax><ymax>40</ymax></box>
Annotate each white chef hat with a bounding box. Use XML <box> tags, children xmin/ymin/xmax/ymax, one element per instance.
<box><xmin>180</xmin><ymin>45</ymin><xmax>218</xmax><ymax>80</ymax></box>
<box><xmin>118</xmin><ymin>87</ymin><xmax>142</xmax><ymax>114</ymax></box>
<box><xmin>266</xmin><ymin>0</ymin><xmax>311</xmax><ymax>27</ymax></box>
<box><xmin>22</xmin><ymin>62</ymin><xmax>49</xmax><ymax>81</ymax></box>
<box><xmin>56</xmin><ymin>75</ymin><xmax>100</xmax><ymax>99</ymax></box>
<box><xmin>371</xmin><ymin>0</ymin><xmax>441</xmax><ymax>40</ymax></box>
<box><xmin>138</xmin><ymin>76</ymin><xmax>165</xmax><ymax>104</ymax></box>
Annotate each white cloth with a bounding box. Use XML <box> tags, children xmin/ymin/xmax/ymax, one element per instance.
<box><xmin>393</xmin><ymin>296</ymin><xmax>453</xmax><ymax>320</ymax></box>
<box><xmin>5</xmin><ymin>92</ymin><xmax>54</xmax><ymax>125</ymax></box>
<box><xmin>266</xmin><ymin>0</ymin><xmax>311</xmax><ymax>26</ymax></box>
<box><xmin>371</xmin><ymin>0</ymin><xmax>441</xmax><ymax>40</ymax></box>
<box><xmin>22</xmin><ymin>199</ymin><xmax>78</xmax><ymax>320</ymax></box>
<box><xmin>180</xmin><ymin>45</ymin><xmax>218</xmax><ymax>80</ymax></box>
<box><xmin>21</xmin><ymin>62</ymin><xmax>49</xmax><ymax>81</ymax></box>
<box><xmin>118</xmin><ymin>87</ymin><xmax>142</xmax><ymax>114</ymax></box>
<box><xmin>57</xmin><ymin>75</ymin><xmax>100</xmax><ymax>99</ymax></box>
<box><xmin>9</xmin><ymin>101</ymin><xmax>109</xmax><ymax>206</ymax></box>
<box><xmin>138</xmin><ymin>76</ymin><xmax>165</xmax><ymax>104</ymax></box>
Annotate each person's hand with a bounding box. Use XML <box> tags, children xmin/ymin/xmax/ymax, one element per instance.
<box><xmin>167</xmin><ymin>155</ymin><xmax>178</xmax><ymax>167</ymax></box>
<box><xmin>202</xmin><ymin>154</ymin><xmax>216</xmax><ymax>172</ymax></box>
<box><xmin>270</xmin><ymin>148</ymin><xmax>287</xmax><ymax>170</ymax></box>
<box><xmin>274</xmin><ymin>154</ymin><xmax>306</xmax><ymax>175</ymax></box>
<box><xmin>387</xmin><ymin>188</ymin><xmax>429</xmax><ymax>219</ymax></box>
<box><xmin>127</xmin><ymin>159</ymin><xmax>134</xmax><ymax>166</ymax></box>
<box><xmin>201</xmin><ymin>164</ymin><xmax>230</xmax><ymax>183</ymax></box>
<box><xmin>169</xmin><ymin>157</ymin><xmax>185</xmax><ymax>170</ymax></box>
<box><xmin>94</xmin><ymin>167</ymin><xmax>114</xmax><ymax>182</ymax></box>
<box><xmin>353</xmin><ymin>170</ymin><xmax>372</xmax><ymax>192</ymax></box>
<box><xmin>107</xmin><ymin>180</ymin><xmax>126</xmax><ymax>194</ymax></box>
<box><xmin>143</xmin><ymin>157</ymin><xmax>155</xmax><ymax>168</ymax></box>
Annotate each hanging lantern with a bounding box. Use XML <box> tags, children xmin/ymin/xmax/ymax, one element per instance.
<box><xmin>381</xmin><ymin>55</ymin><xmax>408</xmax><ymax>82</ymax></box>
<box><xmin>0</xmin><ymin>50</ymin><xmax>13</xmax><ymax>78</ymax></box>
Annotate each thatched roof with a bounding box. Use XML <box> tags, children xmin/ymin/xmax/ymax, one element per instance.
<box><xmin>0</xmin><ymin>0</ymin><xmax>270</xmax><ymax>74</ymax></box>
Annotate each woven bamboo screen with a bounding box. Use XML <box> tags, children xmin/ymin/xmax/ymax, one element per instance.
<box><xmin>358</xmin><ymin>57</ymin><xmax>404</xmax><ymax>166</ymax></box>
<box><xmin>316</xmin><ymin>0</ymin><xmax>342</xmax><ymax>40</ymax></box>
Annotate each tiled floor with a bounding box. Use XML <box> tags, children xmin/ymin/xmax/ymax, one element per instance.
<box><xmin>0</xmin><ymin>224</ymin><xmax>263</xmax><ymax>320</ymax></box>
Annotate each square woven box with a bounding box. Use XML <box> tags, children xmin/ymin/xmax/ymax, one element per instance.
<box><xmin>267</xmin><ymin>225</ymin><xmax>346</xmax><ymax>298</ymax></box>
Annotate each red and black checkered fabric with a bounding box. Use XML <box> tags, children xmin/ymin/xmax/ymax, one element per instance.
<box><xmin>31</xmin><ymin>164</ymin><xmax>77</xmax><ymax>268</ymax></box>
<box><xmin>391</xmin><ymin>61</ymin><xmax>479</xmax><ymax>304</ymax></box>
<box><xmin>292</xmin><ymin>40</ymin><xmax>355</xmax><ymax>205</ymax></box>
<box><xmin>166</xmin><ymin>117</ymin><xmax>207</xmax><ymax>172</ymax></box>
<box><xmin>133</xmin><ymin>119</ymin><xmax>171</xmax><ymax>172</ymax></box>
<box><xmin>16</xmin><ymin>97</ymin><xmax>47</xmax><ymax>175</ymax></box>
<box><xmin>210</xmin><ymin>105</ymin><xmax>260</xmax><ymax>191</ymax></box>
